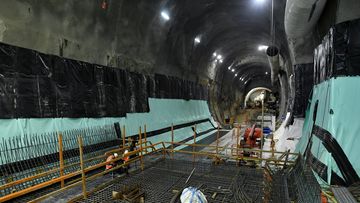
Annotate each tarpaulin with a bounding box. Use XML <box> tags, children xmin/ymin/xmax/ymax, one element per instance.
<box><xmin>314</xmin><ymin>18</ymin><xmax>360</xmax><ymax>84</ymax></box>
<box><xmin>0</xmin><ymin>42</ymin><xmax>208</xmax><ymax>118</ymax></box>
<box><xmin>294</xmin><ymin>63</ymin><xmax>314</xmax><ymax>117</ymax></box>
<box><xmin>296</xmin><ymin>77</ymin><xmax>360</xmax><ymax>186</ymax></box>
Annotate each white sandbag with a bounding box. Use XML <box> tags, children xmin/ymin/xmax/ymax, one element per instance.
<box><xmin>180</xmin><ymin>187</ymin><xmax>207</xmax><ymax>203</ymax></box>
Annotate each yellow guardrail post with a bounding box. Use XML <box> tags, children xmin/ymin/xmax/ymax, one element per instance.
<box><xmin>58</xmin><ymin>133</ymin><xmax>64</xmax><ymax>188</ymax></box>
<box><xmin>77</xmin><ymin>136</ymin><xmax>87</xmax><ymax>199</ymax></box>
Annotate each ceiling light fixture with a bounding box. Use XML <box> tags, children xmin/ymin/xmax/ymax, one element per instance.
<box><xmin>213</xmin><ymin>52</ymin><xmax>217</xmax><ymax>57</ymax></box>
<box><xmin>161</xmin><ymin>11</ymin><xmax>170</xmax><ymax>21</ymax></box>
<box><xmin>219</xmin><ymin>59</ymin><xmax>223</xmax><ymax>63</ymax></box>
<box><xmin>255</xmin><ymin>0</ymin><xmax>266</xmax><ymax>4</ymax></box>
<box><xmin>265</xmin><ymin>72</ymin><xmax>268</xmax><ymax>75</ymax></box>
<box><xmin>228</xmin><ymin>66</ymin><xmax>231</xmax><ymax>70</ymax></box>
<box><xmin>216</xmin><ymin>55</ymin><xmax>222</xmax><ymax>59</ymax></box>
<box><xmin>231</xmin><ymin>69</ymin><xmax>235</xmax><ymax>72</ymax></box>
<box><xmin>258</xmin><ymin>45</ymin><xmax>268</xmax><ymax>51</ymax></box>
<box><xmin>235</xmin><ymin>73</ymin><xmax>238</xmax><ymax>77</ymax></box>
<box><xmin>194</xmin><ymin>36</ymin><xmax>201</xmax><ymax>44</ymax></box>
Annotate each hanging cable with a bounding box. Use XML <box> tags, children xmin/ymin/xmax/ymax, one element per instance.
<box><xmin>270</xmin><ymin>0</ymin><xmax>275</xmax><ymax>46</ymax></box>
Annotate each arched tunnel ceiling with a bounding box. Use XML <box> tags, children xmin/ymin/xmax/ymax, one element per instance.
<box><xmin>160</xmin><ymin>0</ymin><xmax>290</xmax><ymax>121</ymax></box>
<box><xmin>0</xmin><ymin>0</ymin><xmax>292</xmax><ymax>122</ymax></box>
<box><xmin>163</xmin><ymin>0</ymin><xmax>289</xmax><ymax>96</ymax></box>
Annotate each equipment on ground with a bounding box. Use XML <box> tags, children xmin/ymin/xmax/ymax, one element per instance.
<box><xmin>180</xmin><ymin>187</ymin><xmax>208</xmax><ymax>203</ymax></box>
<box><xmin>112</xmin><ymin>184</ymin><xmax>145</xmax><ymax>203</ymax></box>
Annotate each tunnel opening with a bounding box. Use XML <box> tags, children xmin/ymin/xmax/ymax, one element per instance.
<box><xmin>1</xmin><ymin>0</ymin><xmax>360</xmax><ymax>202</ymax></box>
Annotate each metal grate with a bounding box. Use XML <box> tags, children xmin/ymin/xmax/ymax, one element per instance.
<box><xmin>332</xmin><ymin>186</ymin><xmax>357</xmax><ymax>203</ymax></box>
<box><xmin>76</xmin><ymin>159</ymin><xmax>266</xmax><ymax>203</ymax></box>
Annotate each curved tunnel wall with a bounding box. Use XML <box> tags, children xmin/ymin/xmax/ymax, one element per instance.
<box><xmin>0</xmin><ymin>41</ymin><xmax>214</xmax><ymax>136</ymax></box>
<box><xmin>0</xmin><ymin>0</ymin><xmax>295</xmax><ymax>128</ymax></box>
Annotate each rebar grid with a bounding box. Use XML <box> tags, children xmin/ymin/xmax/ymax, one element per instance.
<box><xmin>0</xmin><ymin>125</ymin><xmax>120</xmax><ymax>197</ymax></box>
<box><xmin>287</xmin><ymin>159</ymin><xmax>321</xmax><ymax>203</ymax></box>
<box><xmin>76</xmin><ymin>159</ymin><xmax>266</xmax><ymax>203</ymax></box>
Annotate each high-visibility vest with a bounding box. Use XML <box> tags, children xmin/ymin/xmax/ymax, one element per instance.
<box><xmin>124</xmin><ymin>153</ymin><xmax>129</xmax><ymax>162</ymax></box>
<box><xmin>106</xmin><ymin>155</ymin><xmax>115</xmax><ymax>170</ymax></box>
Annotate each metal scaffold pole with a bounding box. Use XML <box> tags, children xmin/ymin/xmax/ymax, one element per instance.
<box><xmin>171</xmin><ymin>123</ymin><xmax>174</xmax><ymax>159</ymax></box>
<box><xmin>58</xmin><ymin>133</ymin><xmax>64</xmax><ymax>188</ymax></box>
<box><xmin>78</xmin><ymin>136</ymin><xmax>87</xmax><ymax>199</ymax></box>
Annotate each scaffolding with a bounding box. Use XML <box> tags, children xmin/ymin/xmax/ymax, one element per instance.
<box><xmin>0</xmin><ymin>125</ymin><xmax>321</xmax><ymax>202</ymax></box>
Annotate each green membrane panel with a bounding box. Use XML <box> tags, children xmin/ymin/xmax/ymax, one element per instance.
<box><xmin>0</xmin><ymin>98</ymin><xmax>215</xmax><ymax>138</ymax></box>
<box><xmin>296</xmin><ymin>76</ymin><xmax>360</xmax><ymax>184</ymax></box>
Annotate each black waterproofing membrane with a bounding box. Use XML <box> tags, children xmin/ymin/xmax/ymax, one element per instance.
<box><xmin>314</xmin><ymin>18</ymin><xmax>360</xmax><ymax>84</ymax></box>
<box><xmin>293</xmin><ymin>63</ymin><xmax>314</xmax><ymax>117</ymax></box>
<box><xmin>0</xmin><ymin>43</ymin><xmax>208</xmax><ymax>118</ymax></box>
<box><xmin>312</xmin><ymin>125</ymin><xmax>360</xmax><ymax>186</ymax></box>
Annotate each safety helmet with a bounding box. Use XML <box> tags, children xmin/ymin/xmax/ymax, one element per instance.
<box><xmin>124</xmin><ymin>150</ymin><xmax>129</xmax><ymax>154</ymax></box>
<box><xmin>113</xmin><ymin>153</ymin><xmax>118</xmax><ymax>158</ymax></box>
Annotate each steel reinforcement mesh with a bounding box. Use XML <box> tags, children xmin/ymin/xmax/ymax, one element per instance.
<box><xmin>75</xmin><ymin>159</ymin><xmax>266</xmax><ymax>203</ymax></box>
<box><xmin>287</xmin><ymin>159</ymin><xmax>321</xmax><ymax>203</ymax></box>
<box><xmin>0</xmin><ymin>125</ymin><xmax>121</xmax><ymax>201</ymax></box>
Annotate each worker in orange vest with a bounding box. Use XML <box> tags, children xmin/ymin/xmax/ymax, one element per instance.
<box><xmin>105</xmin><ymin>153</ymin><xmax>119</xmax><ymax>170</ymax></box>
<box><xmin>123</xmin><ymin>150</ymin><xmax>129</xmax><ymax>162</ymax></box>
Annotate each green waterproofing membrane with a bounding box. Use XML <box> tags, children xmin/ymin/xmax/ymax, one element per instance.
<box><xmin>296</xmin><ymin>76</ymin><xmax>360</xmax><ymax>184</ymax></box>
<box><xmin>122</xmin><ymin>98</ymin><xmax>216</xmax><ymax>136</ymax></box>
<box><xmin>146</xmin><ymin>122</ymin><xmax>216</xmax><ymax>149</ymax></box>
<box><xmin>0</xmin><ymin>98</ymin><xmax>216</xmax><ymax>163</ymax></box>
<box><xmin>0</xmin><ymin>98</ymin><xmax>214</xmax><ymax>138</ymax></box>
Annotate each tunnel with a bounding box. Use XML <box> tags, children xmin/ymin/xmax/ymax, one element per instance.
<box><xmin>0</xmin><ymin>0</ymin><xmax>359</xmax><ymax>202</ymax></box>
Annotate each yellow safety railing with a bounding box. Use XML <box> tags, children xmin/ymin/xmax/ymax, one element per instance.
<box><xmin>0</xmin><ymin>125</ymin><xmax>299</xmax><ymax>202</ymax></box>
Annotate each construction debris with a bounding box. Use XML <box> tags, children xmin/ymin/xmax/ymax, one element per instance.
<box><xmin>112</xmin><ymin>184</ymin><xmax>145</xmax><ymax>203</ymax></box>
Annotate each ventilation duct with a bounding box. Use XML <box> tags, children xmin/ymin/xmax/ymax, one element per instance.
<box><xmin>266</xmin><ymin>46</ymin><xmax>280</xmax><ymax>85</ymax></box>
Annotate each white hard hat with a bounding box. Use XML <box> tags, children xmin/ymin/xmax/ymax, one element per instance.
<box><xmin>124</xmin><ymin>150</ymin><xmax>129</xmax><ymax>154</ymax></box>
<box><xmin>113</xmin><ymin>153</ymin><xmax>118</xmax><ymax>158</ymax></box>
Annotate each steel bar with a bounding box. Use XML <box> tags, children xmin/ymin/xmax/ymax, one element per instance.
<box><xmin>260</xmin><ymin>99</ymin><xmax>264</xmax><ymax>159</ymax></box>
<box><xmin>78</xmin><ymin>136</ymin><xmax>87</xmax><ymax>199</ymax></box>
<box><xmin>236</xmin><ymin>126</ymin><xmax>240</xmax><ymax>157</ymax></box>
<box><xmin>216</xmin><ymin>124</ymin><xmax>220</xmax><ymax>155</ymax></box>
<box><xmin>171</xmin><ymin>123</ymin><xmax>174</xmax><ymax>159</ymax></box>
<box><xmin>185</xmin><ymin>168</ymin><xmax>196</xmax><ymax>184</ymax></box>
<box><xmin>139</xmin><ymin>127</ymin><xmax>144</xmax><ymax>171</ymax></box>
<box><xmin>193</xmin><ymin>124</ymin><xmax>196</xmax><ymax>164</ymax></box>
<box><xmin>58</xmin><ymin>133</ymin><xmax>65</xmax><ymax>188</ymax></box>
<box><xmin>168</xmin><ymin>149</ymin><xmax>296</xmax><ymax>164</ymax></box>
<box><xmin>164</xmin><ymin>142</ymin><xmax>300</xmax><ymax>155</ymax></box>
<box><xmin>122</xmin><ymin>126</ymin><xmax>126</xmax><ymax>148</ymax></box>
<box><xmin>144</xmin><ymin>124</ymin><xmax>147</xmax><ymax>153</ymax></box>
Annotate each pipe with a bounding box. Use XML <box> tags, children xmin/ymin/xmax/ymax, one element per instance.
<box><xmin>285</xmin><ymin>0</ymin><xmax>327</xmax><ymax>38</ymax></box>
<box><xmin>266</xmin><ymin>46</ymin><xmax>280</xmax><ymax>85</ymax></box>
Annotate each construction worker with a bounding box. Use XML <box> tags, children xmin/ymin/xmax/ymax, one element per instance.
<box><xmin>105</xmin><ymin>153</ymin><xmax>119</xmax><ymax>170</ymax></box>
<box><xmin>123</xmin><ymin>149</ymin><xmax>130</xmax><ymax>174</ymax></box>
<box><xmin>129</xmin><ymin>138</ymin><xmax>138</xmax><ymax>159</ymax></box>
<box><xmin>123</xmin><ymin>149</ymin><xmax>129</xmax><ymax>162</ymax></box>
